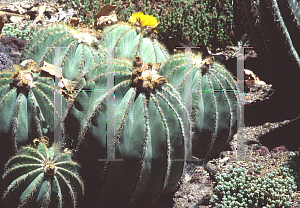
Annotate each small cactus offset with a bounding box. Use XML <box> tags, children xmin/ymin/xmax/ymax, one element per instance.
<box><xmin>63</xmin><ymin>55</ymin><xmax>191</xmax><ymax>207</ymax></box>
<box><xmin>21</xmin><ymin>23</ymin><xmax>107</xmax><ymax>83</ymax></box>
<box><xmin>159</xmin><ymin>52</ymin><xmax>238</xmax><ymax>160</ymax></box>
<box><xmin>99</xmin><ymin>12</ymin><xmax>169</xmax><ymax>64</ymax></box>
<box><xmin>2</xmin><ymin>138</ymin><xmax>84</xmax><ymax>208</ymax></box>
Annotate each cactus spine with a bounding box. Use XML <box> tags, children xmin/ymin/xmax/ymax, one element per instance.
<box><xmin>21</xmin><ymin>23</ymin><xmax>107</xmax><ymax>83</ymax></box>
<box><xmin>159</xmin><ymin>52</ymin><xmax>238</xmax><ymax>160</ymax></box>
<box><xmin>0</xmin><ymin>61</ymin><xmax>69</xmax><ymax>203</ymax></box>
<box><xmin>63</xmin><ymin>56</ymin><xmax>191</xmax><ymax>207</ymax></box>
<box><xmin>2</xmin><ymin>139</ymin><xmax>84</xmax><ymax>208</ymax></box>
<box><xmin>0</xmin><ymin>61</ymin><xmax>68</xmax><ymax>149</ymax></box>
<box><xmin>238</xmin><ymin>0</ymin><xmax>300</xmax><ymax>95</ymax></box>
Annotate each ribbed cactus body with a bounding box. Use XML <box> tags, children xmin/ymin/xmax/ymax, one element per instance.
<box><xmin>21</xmin><ymin>23</ymin><xmax>106</xmax><ymax>83</ymax></box>
<box><xmin>2</xmin><ymin>141</ymin><xmax>84</xmax><ymax>208</ymax></box>
<box><xmin>159</xmin><ymin>52</ymin><xmax>238</xmax><ymax>160</ymax></box>
<box><xmin>63</xmin><ymin>57</ymin><xmax>190</xmax><ymax>207</ymax></box>
<box><xmin>238</xmin><ymin>0</ymin><xmax>300</xmax><ymax>92</ymax></box>
<box><xmin>100</xmin><ymin>23</ymin><xmax>169</xmax><ymax>64</ymax></box>
<box><xmin>0</xmin><ymin>63</ymin><xmax>67</xmax><ymax>149</ymax></box>
<box><xmin>0</xmin><ymin>62</ymin><xmax>67</xmax><ymax>207</ymax></box>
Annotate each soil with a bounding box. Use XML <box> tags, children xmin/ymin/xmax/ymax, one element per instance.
<box><xmin>1</xmin><ymin>1</ymin><xmax>300</xmax><ymax>208</ymax></box>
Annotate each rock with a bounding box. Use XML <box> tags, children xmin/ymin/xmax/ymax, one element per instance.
<box><xmin>0</xmin><ymin>36</ymin><xmax>28</xmax><ymax>71</ymax></box>
<box><xmin>273</xmin><ymin>145</ymin><xmax>287</xmax><ymax>153</ymax></box>
<box><xmin>0</xmin><ymin>51</ymin><xmax>13</xmax><ymax>71</ymax></box>
<box><xmin>183</xmin><ymin>174</ymin><xmax>191</xmax><ymax>183</ymax></box>
<box><xmin>245</xmin><ymin>79</ymin><xmax>253</xmax><ymax>92</ymax></box>
<box><xmin>255</xmin><ymin>146</ymin><xmax>269</xmax><ymax>156</ymax></box>
<box><xmin>204</xmin><ymin>176</ymin><xmax>213</xmax><ymax>186</ymax></box>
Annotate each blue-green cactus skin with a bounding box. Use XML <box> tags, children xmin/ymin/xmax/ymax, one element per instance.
<box><xmin>63</xmin><ymin>57</ymin><xmax>190</xmax><ymax>207</ymax></box>
<box><xmin>159</xmin><ymin>52</ymin><xmax>238</xmax><ymax>160</ymax></box>
<box><xmin>2</xmin><ymin>142</ymin><xmax>84</xmax><ymax>208</ymax></box>
<box><xmin>100</xmin><ymin>23</ymin><xmax>169</xmax><ymax>64</ymax></box>
<box><xmin>0</xmin><ymin>61</ymin><xmax>68</xmax><ymax>207</ymax></box>
<box><xmin>0</xmin><ymin>65</ymin><xmax>68</xmax><ymax>150</ymax></box>
<box><xmin>21</xmin><ymin>23</ymin><xmax>107</xmax><ymax>83</ymax></box>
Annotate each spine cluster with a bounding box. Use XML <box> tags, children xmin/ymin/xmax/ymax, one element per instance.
<box><xmin>131</xmin><ymin>55</ymin><xmax>167</xmax><ymax>92</ymax></box>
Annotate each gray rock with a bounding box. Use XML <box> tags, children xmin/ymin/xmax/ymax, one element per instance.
<box><xmin>0</xmin><ymin>37</ymin><xmax>28</xmax><ymax>71</ymax></box>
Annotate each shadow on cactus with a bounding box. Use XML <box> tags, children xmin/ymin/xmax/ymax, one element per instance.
<box><xmin>2</xmin><ymin>138</ymin><xmax>84</xmax><ymax>208</ymax></box>
<box><xmin>237</xmin><ymin>0</ymin><xmax>300</xmax><ymax>99</ymax></box>
<box><xmin>159</xmin><ymin>52</ymin><xmax>238</xmax><ymax>160</ymax></box>
<box><xmin>63</xmin><ymin>56</ymin><xmax>191</xmax><ymax>207</ymax></box>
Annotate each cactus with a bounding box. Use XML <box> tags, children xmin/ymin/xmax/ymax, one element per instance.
<box><xmin>159</xmin><ymin>52</ymin><xmax>238</xmax><ymax>160</ymax></box>
<box><xmin>99</xmin><ymin>22</ymin><xmax>169</xmax><ymax>64</ymax></box>
<box><xmin>21</xmin><ymin>23</ymin><xmax>107</xmax><ymax>83</ymax></box>
<box><xmin>237</xmin><ymin>0</ymin><xmax>300</xmax><ymax>98</ymax></box>
<box><xmin>0</xmin><ymin>61</ymin><xmax>68</xmax><ymax>150</ymax></box>
<box><xmin>62</xmin><ymin>56</ymin><xmax>191</xmax><ymax>207</ymax></box>
<box><xmin>0</xmin><ymin>61</ymin><xmax>69</xmax><ymax>208</ymax></box>
<box><xmin>2</xmin><ymin>139</ymin><xmax>84</xmax><ymax>208</ymax></box>
<box><xmin>0</xmin><ymin>60</ymin><xmax>69</xmax><ymax>203</ymax></box>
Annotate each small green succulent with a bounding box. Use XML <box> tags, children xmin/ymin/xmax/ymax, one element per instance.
<box><xmin>213</xmin><ymin>160</ymin><xmax>298</xmax><ymax>208</ymax></box>
<box><xmin>64</xmin><ymin>0</ymin><xmax>234</xmax><ymax>49</ymax></box>
<box><xmin>1</xmin><ymin>21</ymin><xmax>37</xmax><ymax>41</ymax></box>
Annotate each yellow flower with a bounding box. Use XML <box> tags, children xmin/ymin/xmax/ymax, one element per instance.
<box><xmin>129</xmin><ymin>12</ymin><xmax>158</xmax><ymax>28</ymax></box>
<box><xmin>129</xmin><ymin>12</ymin><xmax>144</xmax><ymax>24</ymax></box>
<box><xmin>140</xmin><ymin>14</ymin><xmax>158</xmax><ymax>27</ymax></box>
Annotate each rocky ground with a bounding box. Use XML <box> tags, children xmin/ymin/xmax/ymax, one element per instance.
<box><xmin>153</xmin><ymin>83</ymin><xmax>300</xmax><ymax>208</ymax></box>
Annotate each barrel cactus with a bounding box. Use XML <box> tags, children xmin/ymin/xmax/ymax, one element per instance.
<box><xmin>159</xmin><ymin>52</ymin><xmax>238</xmax><ymax>160</ymax></box>
<box><xmin>2</xmin><ymin>138</ymin><xmax>84</xmax><ymax>208</ymax></box>
<box><xmin>21</xmin><ymin>23</ymin><xmax>107</xmax><ymax>84</ymax></box>
<box><xmin>62</xmin><ymin>55</ymin><xmax>191</xmax><ymax>207</ymax></box>
<box><xmin>99</xmin><ymin>12</ymin><xmax>169</xmax><ymax>64</ymax></box>
<box><xmin>238</xmin><ymin>0</ymin><xmax>300</xmax><ymax>99</ymax></box>
<box><xmin>0</xmin><ymin>60</ymin><xmax>68</xmax><ymax>150</ymax></box>
<box><xmin>0</xmin><ymin>61</ymin><xmax>69</xmax><ymax>203</ymax></box>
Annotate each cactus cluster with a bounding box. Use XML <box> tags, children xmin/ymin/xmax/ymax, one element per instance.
<box><xmin>213</xmin><ymin>161</ymin><xmax>297</xmax><ymax>208</ymax></box>
<box><xmin>0</xmin><ymin>59</ymin><xmax>69</xmax><ymax>208</ymax></box>
<box><xmin>0</xmin><ymin>10</ymin><xmax>239</xmax><ymax>207</ymax></box>
<box><xmin>63</xmin><ymin>55</ymin><xmax>191</xmax><ymax>207</ymax></box>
